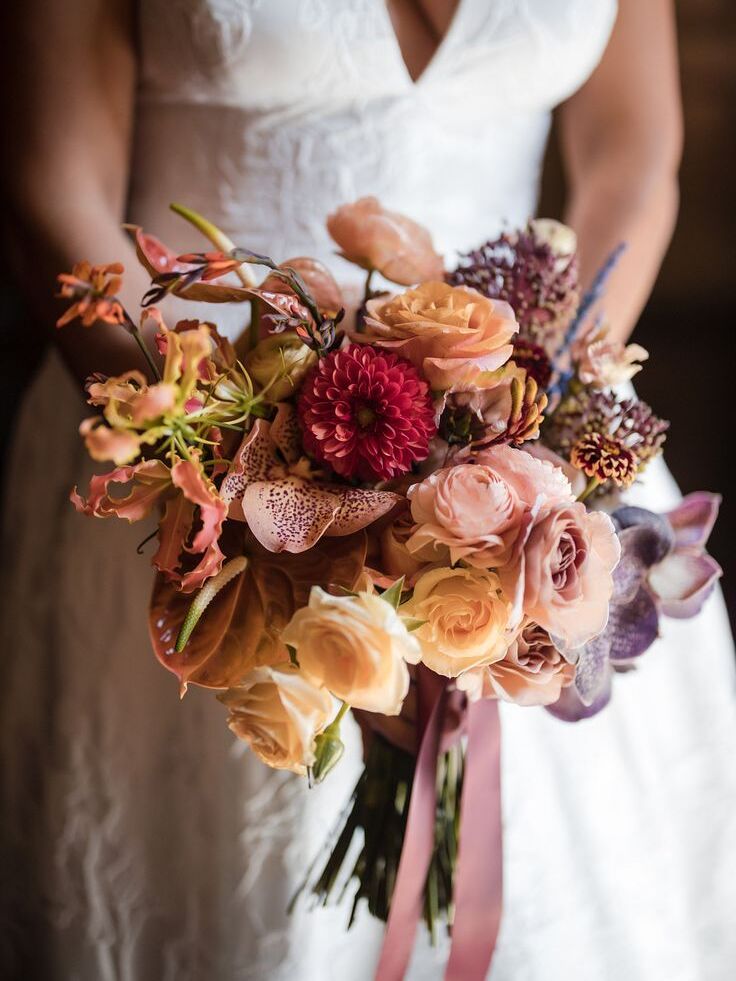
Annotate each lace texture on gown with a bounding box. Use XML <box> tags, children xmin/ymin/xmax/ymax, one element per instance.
<box><xmin>3</xmin><ymin>2</ymin><xmax>736</xmax><ymax>980</ymax></box>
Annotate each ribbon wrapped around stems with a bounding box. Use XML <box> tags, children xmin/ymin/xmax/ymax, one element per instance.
<box><xmin>375</xmin><ymin>668</ymin><xmax>503</xmax><ymax>981</ymax></box>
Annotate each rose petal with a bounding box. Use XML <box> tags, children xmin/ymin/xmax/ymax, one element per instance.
<box><xmin>649</xmin><ymin>551</ymin><xmax>723</xmax><ymax>619</ymax></box>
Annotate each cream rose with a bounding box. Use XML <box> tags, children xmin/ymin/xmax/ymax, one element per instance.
<box><xmin>219</xmin><ymin>666</ymin><xmax>334</xmax><ymax>775</ymax></box>
<box><xmin>281</xmin><ymin>588</ymin><xmax>421</xmax><ymax>715</ymax></box>
<box><xmin>458</xmin><ymin>619</ymin><xmax>575</xmax><ymax>706</ymax></box>
<box><xmin>402</xmin><ymin>566</ymin><xmax>511</xmax><ymax>677</ymax></box>
<box><xmin>356</xmin><ymin>281</ymin><xmax>517</xmax><ymax>389</ymax></box>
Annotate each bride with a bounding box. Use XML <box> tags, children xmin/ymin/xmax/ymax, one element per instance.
<box><xmin>2</xmin><ymin>2</ymin><xmax>735</xmax><ymax>979</ymax></box>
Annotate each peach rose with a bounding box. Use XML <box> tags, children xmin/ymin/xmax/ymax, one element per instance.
<box><xmin>458</xmin><ymin>619</ymin><xmax>575</xmax><ymax>706</ymax></box>
<box><xmin>281</xmin><ymin>587</ymin><xmax>421</xmax><ymax>715</ymax></box>
<box><xmin>517</xmin><ymin>504</ymin><xmax>620</xmax><ymax>650</ymax></box>
<box><xmin>219</xmin><ymin>666</ymin><xmax>334</xmax><ymax>775</ymax></box>
<box><xmin>327</xmin><ymin>197</ymin><xmax>444</xmax><ymax>285</ymax></box>
<box><xmin>357</xmin><ymin>281</ymin><xmax>517</xmax><ymax>389</ymax></box>
<box><xmin>573</xmin><ymin>323</ymin><xmax>649</xmax><ymax>389</ymax></box>
<box><xmin>406</xmin><ymin>444</ymin><xmax>574</xmax><ymax>569</ymax></box>
<box><xmin>402</xmin><ymin>566</ymin><xmax>511</xmax><ymax>677</ymax></box>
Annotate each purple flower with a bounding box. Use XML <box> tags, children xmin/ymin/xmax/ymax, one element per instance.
<box><xmin>547</xmin><ymin>493</ymin><xmax>722</xmax><ymax>722</ymax></box>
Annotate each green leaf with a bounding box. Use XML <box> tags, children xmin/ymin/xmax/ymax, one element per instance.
<box><xmin>401</xmin><ymin>617</ymin><xmax>427</xmax><ymax>633</ymax></box>
<box><xmin>380</xmin><ymin>576</ymin><xmax>405</xmax><ymax>611</ymax></box>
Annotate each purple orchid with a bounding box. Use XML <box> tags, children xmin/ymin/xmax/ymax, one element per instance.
<box><xmin>547</xmin><ymin>493</ymin><xmax>722</xmax><ymax>722</ymax></box>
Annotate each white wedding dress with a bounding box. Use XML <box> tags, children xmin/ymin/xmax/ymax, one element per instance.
<box><xmin>3</xmin><ymin>2</ymin><xmax>736</xmax><ymax>979</ymax></box>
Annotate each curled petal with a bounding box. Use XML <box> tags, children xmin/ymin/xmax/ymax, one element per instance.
<box><xmin>220</xmin><ymin>420</ymin><xmax>285</xmax><ymax>518</ymax></box>
<box><xmin>649</xmin><ymin>551</ymin><xmax>723</xmax><ymax>619</ymax></box>
<box><xmin>71</xmin><ymin>459</ymin><xmax>171</xmax><ymax>521</ymax></box>
<box><xmin>170</xmin><ymin>458</ymin><xmax>228</xmax><ymax>592</ymax></box>
<box><xmin>79</xmin><ymin>418</ymin><xmax>141</xmax><ymax>465</ymax></box>
<box><xmin>665</xmin><ymin>492</ymin><xmax>721</xmax><ymax>551</ymax></box>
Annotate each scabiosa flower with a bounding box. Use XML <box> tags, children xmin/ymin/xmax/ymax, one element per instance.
<box><xmin>546</xmin><ymin>389</ymin><xmax>669</xmax><ymax>473</ymax></box>
<box><xmin>298</xmin><ymin>344</ymin><xmax>437</xmax><ymax>482</ymax></box>
<box><xmin>447</xmin><ymin>220</ymin><xmax>579</xmax><ymax>351</ymax></box>
<box><xmin>571</xmin><ymin>432</ymin><xmax>639</xmax><ymax>489</ymax></box>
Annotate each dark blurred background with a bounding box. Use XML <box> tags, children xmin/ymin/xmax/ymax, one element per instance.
<box><xmin>1</xmin><ymin>0</ymin><xmax>735</xmax><ymax>622</ymax></box>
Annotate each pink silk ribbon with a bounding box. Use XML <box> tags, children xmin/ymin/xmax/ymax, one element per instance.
<box><xmin>374</xmin><ymin>673</ymin><xmax>503</xmax><ymax>981</ymax></box>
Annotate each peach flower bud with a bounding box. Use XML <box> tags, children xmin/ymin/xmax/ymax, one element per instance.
<box><xmin>458</xmin><ymin>619</ymin><xmax>575</xmax><ymax>706</ymax></box>
<box><xmin>402</xmin><ymin>566</ymin><xmax>511</xmax><ymax>678</ymax></box>
<box><xmin>218</xmin><ymin>666</ymin><xmax>334</xmax><ymax>775</ymax></box>
<box><xmin>327</xmin><ymin>196</ymin><xmax>444</xmax><ymax>285</ymax></box>
<box><xmin>245</xmin><ymin>331</ymin><xmax>316</xmax><ymax>400</ymax></box>
<box><xmin>281</xmin><ymin>587</ymin><xmax>421</xmax><ymax>715</ymax></box>
<box><xmin>356</xmin><ymin>281</ymin><xmax>517</xmax><ymax>390</ymax></box>
<box><xmin>519</xmin><ymin>504</ymin><xmax>620</xmax><ymax>650</ymax></box>
<box><xmin>572</xmin><ymin>323</ymin><xmax>649</xmax><ymax>389</ymax></box>
<box><xmin>260</xmin><ymin>256</ymin><xmax>344</xmax><ymax>314</ymax></box>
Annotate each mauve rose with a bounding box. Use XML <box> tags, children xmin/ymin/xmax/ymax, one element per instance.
<box><xmin>407</xmin><ymin>445</ymin><xmax>574</xmax><ymax>569</ymax></box>
<box><xmin>517</xmin><ymin>503</ymin><xmax>620</xmax><ymax>650</ymax></box>
<box><xmin>327</xmin><ymin>197</ymin><xmax>444</xmax><ymax>285</ymax></box>
<box><xmin>458</xmin><ymin>620</ymin><xmax>575</xmax><ymax>706</ymax></box>
<box><xmin>356</xmin><ymin>281</ymin><xmax>517</xmax><ymax>389</ymax></box>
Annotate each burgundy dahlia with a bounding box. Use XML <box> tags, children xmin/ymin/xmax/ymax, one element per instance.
<box><xmin>297</xmin><ymin>344</ymin><xmax>437</xmax><ymax>482</ymax></box>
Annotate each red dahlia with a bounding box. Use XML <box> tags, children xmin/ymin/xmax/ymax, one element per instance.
<box><xmin>297</xmin><ymin>344</ymin><xmax>437</xmax><ymax>482</ymax></box>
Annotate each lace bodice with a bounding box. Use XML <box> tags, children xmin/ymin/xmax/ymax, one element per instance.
<box><xmin>130</xmin><ymin>0</ymin><xmax>617</xmax><ymax>294</ymax></box>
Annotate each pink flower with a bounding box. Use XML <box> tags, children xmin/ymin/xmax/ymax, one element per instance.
<box><xmin>327</xmin><ymin>197</ymin><xmax>444</xmax><ymax>285</ymax></box>
<box><xmin>357</xmin><ymin>281</ymin><xmax>518</xmax><ymax>390</ymax></box>
<box><xmin>458</xmin><ymin>619</ymin><xmax>575</xmax><ymax>707</ymax></box>
<box><xmin>297</xmin><ymin>344</ymin><xmax>436</xmax><ymax>482</ymax></box>
<box><xmin>406</xmin><ymin>444</ymin><xmax>573</xmax><ymax>568</ymax></box>
<box><xmin>573</xmin><ymin>323</ymin><xmax>648</xmax><ymax>389</ymax></box>
<box><xmin>514</xmin><ymin>503</ymin><xmax>620</xmax><ymax>650</ymax></box>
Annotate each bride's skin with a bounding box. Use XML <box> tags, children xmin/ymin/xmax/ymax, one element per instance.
<box><xmin>2</xmin><ymin>0</ymin><xmax>680</xmax><ymax>382</ymax></box>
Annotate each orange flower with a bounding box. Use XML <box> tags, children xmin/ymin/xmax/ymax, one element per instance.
<box><xmin>56</xmin><ymin>261</ymin><xmax>126</xmax><ymax>327</ymax></box>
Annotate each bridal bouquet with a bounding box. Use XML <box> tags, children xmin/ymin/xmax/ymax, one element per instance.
<box><xmin>60</xmin><ymin>198</ymin><xmax>722</xmax><ymax>976</ymax></box>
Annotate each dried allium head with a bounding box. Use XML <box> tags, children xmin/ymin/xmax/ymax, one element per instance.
<box><xmin>446</xmin><ymin>221</ymin><xmax>579</xmax><ymax>352</ymax></box>
<box><xmin>545</xmin><ymin>389</ymin><xmax>668</xmax><ymax>479</ymax></box>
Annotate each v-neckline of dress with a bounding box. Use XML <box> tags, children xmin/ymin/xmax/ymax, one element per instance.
<box><xmin>380</xmin><ymin>0</ymin><xmax>466</xmax><ymax>88</ymax></box>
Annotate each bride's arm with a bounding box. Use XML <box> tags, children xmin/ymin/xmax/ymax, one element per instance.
<box><xmin>559</xmin><ymin>0</ymin><xmax>682</xmax><ymax>342</ymax></box>
<box><xmin>0</xmin><ymin>0</ymin><xmax>154</xmax><ymax>382</ymax></box>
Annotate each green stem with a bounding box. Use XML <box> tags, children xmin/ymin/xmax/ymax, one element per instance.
<box><xmin>577</xmin><ymin>475</ymin><xmax>601</xmax><ymax>503</ymax></box>
<box><xmin>125</xmin><ymin>312</ymin><xmax>162</xmax><ymax>381</ymax></box>
<box><xmin>363</xmin><ymin>268</ymin><xmax>375</xmax><ymax>304</ymax></box>
<box><xmin>170</xmin><ymin>202</ymin><xmax>256</xmax><ymax>287</ymax></box>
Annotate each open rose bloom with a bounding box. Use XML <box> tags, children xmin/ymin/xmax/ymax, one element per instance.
<box><xmin>60</xmin><ymin>199</ymin><xmax>722</xmax><ymax>942</ymax></box>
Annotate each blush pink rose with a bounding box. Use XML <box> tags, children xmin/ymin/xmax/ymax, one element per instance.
<box><xmin>458</xmin><ymin>619</ymin><xmax>575</xmax><ymax>706</ymax></box>
<box><xmin>406</xmin><ymin>444</ymin><xmax>574</xmax><ymax>569</ymax></box>
<box><xmin>356</xmin><ymin>281</ymin><xmax>518</xmax><ymax>389</ymax></box>
<box><xmin>327</xmin><ymin>197</ymin><xmax>444</xmax><ymax>285</ymax></box>
<box><xmin>515</xmin><ymin>504</ymin><xmax>620</xmax><ymax>650</ymax></box>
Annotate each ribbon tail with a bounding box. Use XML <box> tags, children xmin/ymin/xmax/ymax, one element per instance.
<box><xmin>445</xmin><ymin>698</ymin><xmax>503</xmax><ymax>981</ymax></box>
<box><xmin>375</xmin><ymin>671</ymin><xmax>447</xmax><ymax>981</ymax></box>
